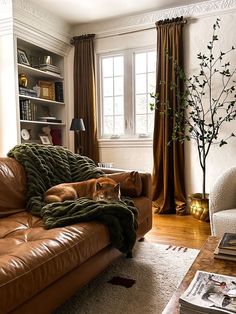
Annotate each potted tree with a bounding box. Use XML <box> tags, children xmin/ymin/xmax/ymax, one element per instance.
<box><xmin>151</xmin><ymin>19</ymin><xmax>236</xmax><ymax>221</ymax></box>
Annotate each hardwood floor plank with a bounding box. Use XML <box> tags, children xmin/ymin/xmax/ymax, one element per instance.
<box><xmin>145</xmin><ymin>212</ymin><xmax>211</xmax><ymax>249</ymax></box>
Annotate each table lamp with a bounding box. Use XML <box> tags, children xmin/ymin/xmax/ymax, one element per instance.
<box><xmin>70</xmin><ymin>118</ymin><xmax>85</xmax><ymax>154</ymax></box>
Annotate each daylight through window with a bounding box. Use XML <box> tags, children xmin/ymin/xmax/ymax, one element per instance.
<box><xmin>98</xmin><ymin>49</ymin><xmax>156</xmax><ymax>139</ymax></box>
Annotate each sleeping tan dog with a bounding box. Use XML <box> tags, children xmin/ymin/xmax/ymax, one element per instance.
<box><xmin>44</xmin><ymin>177</ymin><xmax>121</xmax><ymax>203</ymax></box>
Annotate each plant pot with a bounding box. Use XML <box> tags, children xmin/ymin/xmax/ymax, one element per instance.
<box><xmin>188</xmin><ymin>193</ymin><xmax>209</xmax><ymax>222</ymax></box>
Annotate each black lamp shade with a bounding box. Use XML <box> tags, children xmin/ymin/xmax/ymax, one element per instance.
<box><xmin>70</xmin><ymin>118</ymin><xmax>85</xmax><ymax>132</ymax></box>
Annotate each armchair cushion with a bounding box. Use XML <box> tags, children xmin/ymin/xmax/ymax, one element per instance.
<box><xmin>209</xmin><ymin>166</ymin><xmax>236</xmax><ymax>236</ymax></box>
<box><xmin>212</xmin><ymin>209</ymin><xmax>236</xmax><ymax>237</ymax></box>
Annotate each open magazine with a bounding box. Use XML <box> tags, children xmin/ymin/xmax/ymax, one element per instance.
<box><xmin>179</xmin><ymin>271</ymin><xmax>236</xmax><ymax>314</ymax></box>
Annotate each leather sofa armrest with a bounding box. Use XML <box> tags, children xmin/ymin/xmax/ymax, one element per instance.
<box><xmin>99</xmin><ymin>167</ymin><xmax>152</xmax><ymax>199</ymax></box>
<box><xmin>139</xmin><ymin>172</ymin><xmax>152</xmax><ymax>199</ymax></box>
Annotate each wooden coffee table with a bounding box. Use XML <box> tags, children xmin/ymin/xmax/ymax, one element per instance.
<box><xmin>162</xmin><ymin>236</ymin><xmax>236</xmax><ymax>314</ymax></box>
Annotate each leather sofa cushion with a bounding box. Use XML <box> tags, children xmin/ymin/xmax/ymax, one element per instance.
<box><xmin>0</xmin><ymin>211</ymin><xmax>110</xmax><ymax>313</ymax></box>
<box><xmin>107</xmin><ymin>171</ymin><xmax>142</xmax><ymax>197</ymax></box>
<box><xmin>0</xmin><ymin>158</ymin><xmax>27</xmax><ymax>217</ymax></box>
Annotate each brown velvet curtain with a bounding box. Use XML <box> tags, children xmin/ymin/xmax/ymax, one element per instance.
<box><xmin>152</xmin><ymin>17</ymin><xmax>186</xmax><ymax>215</ymax></box>
<box><xmin>71</xmin><ymin>34</ymin><xmax>99</xmax><ymax>163</ymax></box>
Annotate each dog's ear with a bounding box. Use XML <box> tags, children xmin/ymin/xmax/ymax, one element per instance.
<box><xmin>114</xmin><ymin>183</ymin><xmax>120</xmax><ymax>192</ymax></box>
<box><xmin>96</xmin><ymin>182</ymin><xmax>103</xmax><ymax>190</ymax></box>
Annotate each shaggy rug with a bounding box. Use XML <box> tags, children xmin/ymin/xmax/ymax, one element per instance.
<box><xmin>54</xmin><ymin>242</ymin><xmax>199</xmax><ymax>314</ymax></box>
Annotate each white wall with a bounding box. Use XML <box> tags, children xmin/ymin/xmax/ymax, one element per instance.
<box><xmin>73</xmin><ymin>1</ymin><xmax>236</xmax><ymax>195</ymax></box>
<box><xmin>184</xmin><ymin>12</ymin><xmax>236</xmax><ymax>195</ymax></box>
<box><xmin>0</xmin><ymin>31</ymin><xmax>19</xmax><ymax>156</ymax></box>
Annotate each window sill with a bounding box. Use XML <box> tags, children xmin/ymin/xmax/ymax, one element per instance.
<box><xmin>98</xmin><ymin>138</ymin><xmax>153</xmax><ymax>148</ymax></box>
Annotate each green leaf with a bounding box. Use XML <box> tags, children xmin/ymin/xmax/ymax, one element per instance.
<box><xmin>219</xmin><ymin>140</ymin><xmax>227</xmax><ymax>147</ymax></box>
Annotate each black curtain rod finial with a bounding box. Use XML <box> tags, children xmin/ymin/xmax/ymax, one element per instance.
<box><xmin>156</xmin><ymin>16</ymin><xmax>187</xmax><ymax>26</ymax></box>
<box><xmin>71</xmin><ymin>34</ymin><xmax>95</xmax><ymax>45</ymax></box>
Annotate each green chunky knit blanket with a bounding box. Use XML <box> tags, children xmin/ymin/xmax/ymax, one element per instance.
<box><xmin>8</xmin><ymin>144</ymin><xmax>138</xmax><ymax>254</ymax></box>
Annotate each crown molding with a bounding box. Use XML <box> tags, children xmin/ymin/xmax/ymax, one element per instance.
<box><xmin>73</xmin><ymin>0</ymin><xmax>236</xmax><ymax>37</ymax></box>
<box><xmin>13</xmin><ymin>19</ymin><xmax>71</xmax><ymax>55</ymax></box>
<box><xmin>0</xmin><ymin>0</ymin><xmax>71</xmax><ymax>55</ymax></box>
<box><xmin>12</xmin><ymin>0</ymin><xmax>72</xmax><ymax>48</ymax></box>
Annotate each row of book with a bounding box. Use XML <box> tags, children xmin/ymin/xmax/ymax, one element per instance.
<box><xmin>20</xmin><ymin>99</ymin><xmax>37</xmax><ymax>121</ymax></box>
<box><xmin>179</xmin><ymin>233</ymin><xmax>236</xmax><ymax>314</ymax></box>
<box><xmin>54</xmin><ymin>81</ymin><xmax>64</xmax><ymax>102</ymax></box>
<box><xmin>20</xmin><ymin>100</ymin><xmax>62</xmax><ymax>123</ymax></box>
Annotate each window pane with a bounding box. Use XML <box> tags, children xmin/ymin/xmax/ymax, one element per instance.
<box><xmin>148</xmin><ymin>51</ymin><xmax>156</xmax><ymax>72</ymax></box>
<box><xmin>134</xmin><ymin>51</ymin><xmax>156</xmax><ymax>135</ymax></box>
<box><xmin>136</xmin><ymin>74</ymin><xmax>146</xmax><ymax>94</ymax></box>
<box><xmin>114</xmin><ymin>116</ymin><xmax>124</xmax><ymax>134</ymax></box>
<box><xmin>148</xmin><ymin>72</ymin><xmax>156</xmax><ymax>93</ymax></box>
<box><xmin>103</xmin><ymin>78</ymin><xmax>113</xmax><ymax>96</ymax></box>
<box><xmin>135</xmin><ymin>53</ymin><xmax>146</xmax><ymax>74</ymax></box>
<box><xmin>99</xmin><ymin>50</ymin><xmax>155</xmax><ymax>138</ymax></box>
<box><xmin>136</xmin><ymin>94</ymin><xmax>147</xmax><ymax>114</ymax></box>
<box><xmin>114</xmin><ymin>77</ymin><xmax>123</xmax><ymax>95</ymax></box>
<box><xmin>114</xmin><ymin>96</ymin><xmax>123</xmax><ymax>114</ymax></box>
<box><xmin>104</xmin><ymin>97</ymin><xmax>113</xmax><ymax>115</ymax></box>
<box><xmin>114</xmin><ymin>56</ymin><xmax>123</xmax><ymax>76</ymax></box>
<box><xmin>148</xmin><ymin>113</ymin><xmax>154</xmax><ymax>133</ymax></box>
<box><xmin>104</xmin><ymin>116</ymin><xmax>113</xmax><ymax>134</ymax></box>
<box><xmin>102</xmin><ymin>58</ymin><xmax>113</xmax><ymax>77</ymax></box>
<box><xmin>136</xmin><ymin>114</ymin><xmax>147</xmax><ymax>134</ymax></box>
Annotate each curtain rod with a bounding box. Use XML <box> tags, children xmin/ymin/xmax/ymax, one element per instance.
<box><xmin>95</xmin><ymin>18</ymin><xmax>187</xmax><ymax>40</ymax></box>
<box><xmin>95</xmin><ymin>26</ymin><xmax>155</xmax><ymax>40</ymax></box>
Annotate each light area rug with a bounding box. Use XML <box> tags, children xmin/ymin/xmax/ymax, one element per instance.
<box><xmin>55</xmin><ymin>242</ymin><xmax>199</xmax><ymax>314</ymax></box>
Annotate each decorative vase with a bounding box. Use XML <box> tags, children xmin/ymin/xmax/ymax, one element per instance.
<box><xmin>18</xmin><ymin>74</ymin><xmax>28</xmax><ymax>87</ymax></box>
<box><xmin>188</xmin><ymin>193</ymin><xmax>209</xmax><ymax>222</ymax></box>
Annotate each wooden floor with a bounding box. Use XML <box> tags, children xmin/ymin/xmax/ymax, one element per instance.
<box><xmin>145</xmin><ymin>211</ymin><xmax>211</xmax><ymax>250</ymax></box>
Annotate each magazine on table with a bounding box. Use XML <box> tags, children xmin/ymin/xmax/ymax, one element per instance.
<box><xmin>179</xmin><ymin>270</ymin><xmax>236</xmax><ymax>313</ymax></box>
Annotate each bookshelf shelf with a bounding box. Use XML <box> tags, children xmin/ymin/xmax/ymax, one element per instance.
<box><xmin>18</xmin><ymin>64</ymin><xmax>63</xmax><ymax>80</ymax></box>
<box><xmin>19</xmin><ymin>94</ymin><xmax>65</xmax><ymax>106</ymax></box>
<box><xmin>17</xmin><ymin>38</ymin><xmax>66</xmax><ymax>146</ymax></box>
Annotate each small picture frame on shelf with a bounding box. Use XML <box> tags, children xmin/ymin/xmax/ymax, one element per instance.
<box><xmin>38</xmin><ymin>81</ymin><xmax>55</xmax><ymax>101</ymax></box>
<box><xmin>39</xmin><ymin>135</ymin><xmax>52</xmax><ymax>145</ymax></box>
<box><xmin>17</xmin><ymin>49</ymin><xmax>31</xmax><ymax>66</ymax></box>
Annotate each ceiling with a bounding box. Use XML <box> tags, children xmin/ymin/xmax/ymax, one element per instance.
<box><xmin>29</xmin><ymin>0</ymin><xmax>207</xmax><ymax>25</ymax></box>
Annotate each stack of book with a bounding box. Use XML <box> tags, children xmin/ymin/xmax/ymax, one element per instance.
<box><xmin>37</xmin><ymin>64</ymin><xmax>61</xmax><ymax>76</ymax></box>
<box><xmin>38</xmin><ymin>117</ymin><xmax>62</xmax><ymax>123</ymax></box>
<box><xmin>214</xmin><ymin>233</ymin><xmax>236</xmax><ymax>261</ymax></box>
<box><xmin>19</xmin><ymin>87</ymin><xmax>38</xmax><ymax>97</ymax></box>
<box><xmin>179</xmin><ymin>270</ymin><xmax>236</xmax><ymax>313</ymax></box>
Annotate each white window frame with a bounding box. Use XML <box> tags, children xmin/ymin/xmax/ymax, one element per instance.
<box><xmin>96</xmin><ymin>46</ymin><xmax>156</xmax><ymax>141</ymax></box>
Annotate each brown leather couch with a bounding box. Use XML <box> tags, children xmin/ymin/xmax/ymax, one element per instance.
<box><xmin>0</xmin><ymin>157</ymin><xmax>152</xmax><ymax>314</ymax></box>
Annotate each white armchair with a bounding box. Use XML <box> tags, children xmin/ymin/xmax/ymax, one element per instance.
<box><xmin>209</xmin><ymin>167</ymin><xmax>236</xmax><ymax>236</ymax></box>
